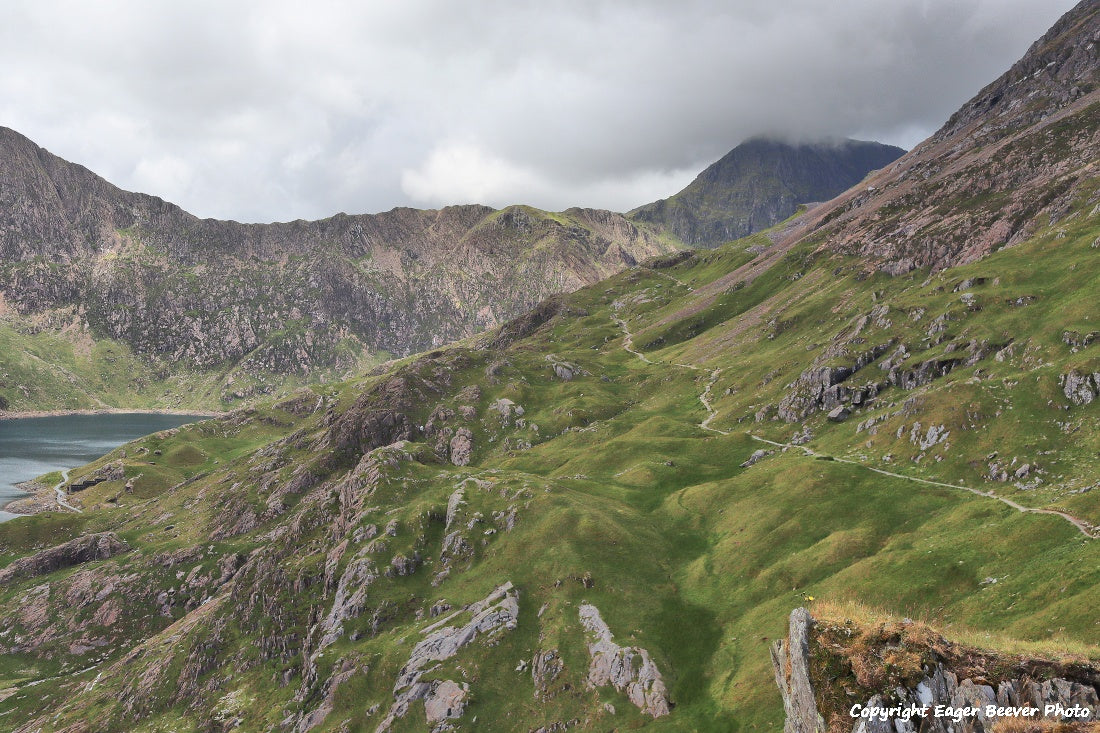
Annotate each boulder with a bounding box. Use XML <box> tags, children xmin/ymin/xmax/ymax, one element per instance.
<box><xmin>741</xmin><ymin>449</ymin><xmax>773</xmax><ymax>468</ymax></box>
<box><xmin>1062</xmin><ymin>370</ymin><xmax>1098</xmax><ymax>406</ymax></box>
<box><xmin>423</xmin><ymin>680</ymin><xmax>468</xmax><ymax>723</ymax></box>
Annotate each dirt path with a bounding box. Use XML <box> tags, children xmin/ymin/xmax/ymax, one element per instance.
<box><xmin>748</xmin><ymin>435</ymin><xmax>1097</xmax><ymax>540</ymax></box>
<box><xmin>613</xmin><ymin>313</ymin><xmax>727</xmax><ymax>435</ymax></box>
<box><xmin>614</xmin><ymin>308</ymin><xmax>1096</xmax><ymax>539</ymax></box>
<box><xmin>643</xmin><ymin>267</ymin><xmax>693</xmax><ymax>291</ymax></box>
<box><xmin>53</xmin><ymin>469</ymin><xmax>82</xmax><ymax>514</ymax></box>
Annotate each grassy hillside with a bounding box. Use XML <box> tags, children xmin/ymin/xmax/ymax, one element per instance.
<box><xmin>0</xmin><ymin>189</ymin><xmax>1095</xmax><ymax>730</ymax></box>
<box><xmin>0</xmin><ymin>308</ymin><xmax>384</xmax><ymax>413</ymax></box>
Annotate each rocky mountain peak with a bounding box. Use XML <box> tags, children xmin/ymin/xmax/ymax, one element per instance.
<box><xmin>628</xmin><ymin>137</ymin><xmax>904</xmax><ymax>248</ymax></box>
<box><xmin>934</xmin><ymin>0</ymin><xmax>1100</xmax><ymax>147</ymax></box>
<box><xmin>786</xmin><ymin>0</ymin><xmax>1100</xmax><ymax>274</ymax></box>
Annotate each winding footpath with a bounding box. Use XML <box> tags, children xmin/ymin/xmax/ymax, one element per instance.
<box><xmin>612</xmin><ymin>310</ymin><xmax>1096</xmax><ymax>540</ymax></box>
<box><xmin>748</xmin><ymin>435</ymin><xmax>1097</xmax><ymax>540</ymax></box>
<box><xmin>53</xmin><ymin>469</ymin><xmax>82</xmax><ymax>514</ymax></box>
<box><xmin>612</xmin><ymin>314</ymin><xmax>726</xmax><ymax>435</ymax></box>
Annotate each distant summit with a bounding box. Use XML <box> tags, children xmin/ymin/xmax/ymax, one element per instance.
<box><xmin>629</xmin><ymin>137</ymin><xmax>905</xmax><ymax>247</ymax></box>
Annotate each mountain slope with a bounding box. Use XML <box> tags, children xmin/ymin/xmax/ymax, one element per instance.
<box><xmin>0</xmin><ymin>3</ymin><xmax>1098</xmax><ymax>732</ymax></box>
<box><xmin>0</xmin><ymin>128</ymin><xmax>679</xmax><ymax>412</ymax></box>
<box><xmin>629</xmin><ymin>137</ymin><xmax>904</xmax><ymax>247</ymax></box>
<box><xmin>0</xmin><ymin>185</ymin><xmax>1096</xmax><ymax>731</ymax></box>
<box><xmin>787</xmin><ymin>0</ymin><xmax>1100</xmax><ymax>273</ymax></box>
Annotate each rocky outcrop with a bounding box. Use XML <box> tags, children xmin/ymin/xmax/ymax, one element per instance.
<box><xmin>376</xmin><ymin>582</ymin><xmax>519</xmax><ymax>732</ymax></box>
<box><xmin>771</xmin><ymin>608</ymin><xmax>826</xmax><ymax>733</ymax></box>
<box><xmin>849</xmin><ymin>664</ymin><xmax>1099</xmax><ymax>733</ymax></box>
<box><xmin>329</xmin><ymin>409</ymin><xmax>415</xmax><ymax>457</ymax></box>
<box><xmin>577</xmin><ymin>604</ymin><xmax>671</xmax><ymax>718</ymax></box>
<box><xmin>532</xmin><ymin>648</ymin><xmax>564</xmax><ymax>700</ymax></box>
<box><xmin>423</xmin><ymin>679</ymin><xmax>469</xmax><ymax>725</ymax></box>
<box><xmin>1062</xmin><ymin>370</ymin><xmax>1100</xmax><ymax>406</ymax></box>
<box><xmin>777</xmin><ymin>337</ymin><xmax>1005</xmax><ymax>422</ymax></box>
<box><xmin>741</xmin><ymin>449</ymin><xmax>774</xmax><ymax>468</ymax></box>
<box><xmin>773</xmin><ymin>608</ymin><xmax>1100</xmax><ymax>733</ymax></box>
<box><xmin>449</xmin><ymin>428</ymin><xmax>474</xmax><ymax>467</ymax></box>
<box><xmin>0</xmin><ymin>533</ymin><xmax>130</xmax><ymax>585</ymax></box>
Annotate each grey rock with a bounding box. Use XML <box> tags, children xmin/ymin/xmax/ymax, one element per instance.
<box><xmin>423</xmin><ymin>679</ymin><xmax>469</xmax><ymax>724</ymax></box>
<box><xmin>388</xmin><ymin>553</ymin><xmax>421</xmax><ymax>577</ymax></box>
<box><xmin>578</xmin><ymin>603</ymin><xmax>670</xmax><ymax>718</ymax></box>
<box><xmin>445</xmin><ymin>488</ymin><xmax>466</xmax><ymax>531</ymax></box>
<box><xmin>771</xmin><ymin>608</ymin><xmax>825</xmax><ymax>733</ymax></box>
<box><xmin>741</xmin><ymin>449</ymin><xmax>774</xmax><ymax>468</ymax></box>
<box><xmin>1062</xmin><ymin>370</ymin><xmax>1098</xmax><ymax>406</ymax></box>
<box><xmin>440</xmin><ymin>532</ymin><xmax>473</xmax><ymax>568</ymax></box>
<box><xmin>376</xmin><ymin>582</ymin><xmax>519</xmax><ymax>732</ymax></box>
<box><xmin>532</xmin><ymin>648</ymin><xmax>564</xmax><ymax>700</ymax></box>
<box><xmin>449</xmin><ymin>428</ymin><xmax>474</xmax><ymax>467</ymax></box>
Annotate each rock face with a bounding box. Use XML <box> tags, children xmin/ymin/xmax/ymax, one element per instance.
<box><xmin>448</xmin><ymin>428</ymin><xmax>474</xmax><ymax>466</ymax></box>
<box><xmin>0</xmin><ymin>532</ymin><xmax>130</xmax><ymax>585</ymax></box>
<box><xmin>423</xmin><ymin>680</ymin><xmax>469</xmax><ymax>724</ymax></box>
<box><xmin>790</xmin><ymin>2</ymin><xmax>1100</xmax><ymax>273</ymax></box>
<box><xmin>630</xmin><ymin>138</ymin><xmax>904</xmax><ymax>248</ymax></box>
<box><xmin>771</xmin><ymin>608</ymin><xmax>826</xmax><ymax>733</ymax></box>
<box><xmin>577</xmin><ymin>603</ymin><xmax>671</xmax><ymax>718</ymax></box>
<box><xmin>376</xmin><ymin>582</ymin><xmax>519</xmax><ymax>732</ymax></box>
<box><xmin>0</xmin><ymin>125</ymin><xmax>676</xmax><ymax>393</ymax></box>
<box><xmin>772</xmin><ymin>608</ymin><xmax>1100</xmax><ymax>733</ymax></box>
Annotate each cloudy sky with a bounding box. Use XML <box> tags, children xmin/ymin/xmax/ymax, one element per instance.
<box><xmin>0</xmin><ymin>0</ymin><xmax>1078</xmax><ymax>222</ymax></box>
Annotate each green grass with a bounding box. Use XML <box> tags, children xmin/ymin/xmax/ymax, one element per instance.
<box><xmin>0</xmin><ymin>189</ymin><xmax>1096</xmax><ymax>731</ymax></box>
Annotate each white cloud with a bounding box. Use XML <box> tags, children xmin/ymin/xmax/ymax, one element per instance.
<box><xmin>401</xmin><ymin>144</ymin><xmax>541</xmax><ymax>207</ymax></box>
<box><xmin>0</xmin><ymin>0</ymin><xmax>1080</xmax><ymax>221</ymax></box>
<box><xmin>131</xmin><ymin>155</ymin><xmax>195</xmax><ymax>202</ymax></box>
<box><xmin>401</xmin><ymin>143</ymin><xmax>699</xmax><ymax>212</ymax></box>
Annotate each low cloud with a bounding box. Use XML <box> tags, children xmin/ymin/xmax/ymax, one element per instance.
<box><xmin>0</xmin><ymin>0</ymin><xmax>1078</xmax><ymax>221</ymax></box>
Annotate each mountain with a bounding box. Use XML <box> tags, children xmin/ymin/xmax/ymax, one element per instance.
<box><xmin>629</xmin><ymin>137</ymin><xmax>905</xmax><ymax>247</ymax></box>
<box><xmin>791</xmin><ymin>1</ymin><xmax>1100</xmax><ymax>274</ymax></box>
<box><xmin>0</xmin><ymin>127</ymin><xmax>679</xmax><ymax>412</ymax></box>
<box><xmin>1</xmin><ymin>3</ymin><xmax>1099</xmax><ymax>732</ymax></box>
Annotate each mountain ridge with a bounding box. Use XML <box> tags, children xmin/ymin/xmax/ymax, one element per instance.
<box><xmin>0</xmin><ymin>3</ymin><xmax>1097</xmax><ymax>730</ymax></box>
<box><xmin>785</xmin><ymin>0</ymin><xmax>1100</xmax><ymax>273</ymax></box>
<box><xmin>0</xmin><ymin>126</ymin><xmax>680</xmax><ymax>411</ymax></box>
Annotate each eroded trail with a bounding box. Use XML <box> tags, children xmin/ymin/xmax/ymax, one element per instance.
<box><xmin>613</xmin><ymin>310</ymin><xmax>1096</xmax><ymax>539</ymax></box>
<box><xmin>53</xmin><ymin>469</ymin><xmax>82</xmax><ymax>513</ymax></box>
<box><xmin>748</xmin><ymin>435</ymin><xmax>1097</xmax><ymax>540</ymax></box>
<box><xmin>613</xmin><ymin>313</ymin><xmax>726</xmax><ymax>435</ymax></box>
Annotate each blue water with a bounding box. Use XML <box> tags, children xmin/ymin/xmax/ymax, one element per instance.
<box><xmin>0</xmin><ymin>413</ymin><xmax>207</xmax><ymax>521</ymax></box>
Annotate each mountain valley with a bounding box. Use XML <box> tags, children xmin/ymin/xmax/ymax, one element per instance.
<box><xmin>0</xmin><ymin>2</ymin><xmax>1097</xmax><ymax>732</ymax></box>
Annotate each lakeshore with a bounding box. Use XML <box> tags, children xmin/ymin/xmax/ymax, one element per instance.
<box><xmin>0</xmin><ymin>407</ymin><xmax>226</xmax><ymax>421</ymax></box>
<box><xmin>0</xmin><ymin>412</ymin><xmax>212</xmax><ymax>520</ymax></box>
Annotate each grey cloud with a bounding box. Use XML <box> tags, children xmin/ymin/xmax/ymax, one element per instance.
<box><xmin>0</xmin><ymin>0</ymin><xmax>1078</xmax><ymax>221</ymax></box>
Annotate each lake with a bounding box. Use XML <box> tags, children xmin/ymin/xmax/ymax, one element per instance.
<box><xmin>0</xmin><ymin>413</ymin><xmax>208</xmax><ymax>522</ymax></box>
